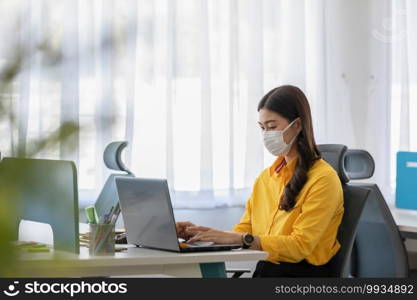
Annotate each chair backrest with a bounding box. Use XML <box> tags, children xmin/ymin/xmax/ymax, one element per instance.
<box><xmin>103</xmin><ymin>141</ymin><xmax>133</xmax><ymax>175</ymax></box>
<box><xmin>318</xmin><ymin>144</ymin><xmax>369</xmax><ymax>277</ymax></box>
<box><xmin>0</xmin><ymin>157</ymin><xmax>79</xmax><ymax>253</ymax></box>
<box><xmin>331</xmin><ymin>184</ymin><xmax>369</xmax><ymax>277</ymax></box>
<box><xmin>345</xmin><ymin>149</ymin><xmax>409</xmax><ymax>278</ymax></box>
<box><xmin>94</xmin><ymin>141</ymin><xmax>134</xmax><ymax>220</ymax></box>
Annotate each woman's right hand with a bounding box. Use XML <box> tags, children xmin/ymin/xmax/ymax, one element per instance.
<box><xmin>176</xmin><ymin>221</ymin><xmax>196</xmax><ymax>240</ymax></box>
<box><xmin>176</xmin><ymin>221</ymin><xmax>212</xmax><ymax>240</ymax></box>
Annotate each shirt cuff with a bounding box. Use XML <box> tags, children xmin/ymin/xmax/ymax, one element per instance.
<box><xmin>232</xmin><ymin>225</ymin><xmax>251</xmax><ymax>234</ymax></box>
<box><xmin>259</xmin><ymin>235</ymin><xmax>280</xmax><ymax>263</ymax></box>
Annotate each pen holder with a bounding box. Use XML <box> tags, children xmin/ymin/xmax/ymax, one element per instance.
<box><xmin>89</xmin><ymin>223</ymin><xmax>115</xmax><ymax>256</ymax></box>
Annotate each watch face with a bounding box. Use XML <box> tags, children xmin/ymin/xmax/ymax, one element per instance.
<box><xmin>244</xmin><ymin>234</ymin><xmax>254</xmax><ymax>244</ymax></box>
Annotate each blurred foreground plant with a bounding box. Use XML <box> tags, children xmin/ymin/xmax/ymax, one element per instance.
<box><xmin>0</xmin><ymin>39</ymin><xmax>79</xmax><ymax>276</ymax></box>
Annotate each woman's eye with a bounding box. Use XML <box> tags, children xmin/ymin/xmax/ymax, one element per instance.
<box><xmin>268</xmin><ymin>127</ymin><xmax>276</xmax><ymax>130</ymax></box>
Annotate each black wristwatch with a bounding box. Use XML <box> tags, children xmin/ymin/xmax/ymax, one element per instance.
<box><xmin>242</xmin><ymin>233</ymin><xmax>254</xmax><ymax>249</ymax></box>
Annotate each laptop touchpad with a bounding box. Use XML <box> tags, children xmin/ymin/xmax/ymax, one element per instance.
<box><xmin>187</xmin><ymin>241</ymin><xmax>215</xmax><ymax>247</ymax></box>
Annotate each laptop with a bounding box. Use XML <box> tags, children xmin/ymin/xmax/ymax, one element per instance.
<box><xmin>115</xmin><ymin>177</ymin><xmax>242</xmax><ymax>252</ymax></box>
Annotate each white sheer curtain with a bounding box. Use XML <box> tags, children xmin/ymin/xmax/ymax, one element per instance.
<box><xmin>391</xmin><ymin>0</ymin><xmax>417</xmax><ymax>199</ymax></box>
<box><xmin>0</xmin><ymin>0</ymin><xmax>394</xmax><ymax>208</ymax></box>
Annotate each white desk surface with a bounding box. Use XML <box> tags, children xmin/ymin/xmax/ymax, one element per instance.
<box><xmin>16</xmin><ymin>245</ymin><xmax>266</xmax><ymax>277</ymax></box>
<box><xmin>390</xmin><ymin>207</ymin><xmax>417</xmax><ymax>234</ymax></box>
<box><xmin>16</xmin><ymin>223</ymin><xmax>267</xmax><ymax>277</ymax></box>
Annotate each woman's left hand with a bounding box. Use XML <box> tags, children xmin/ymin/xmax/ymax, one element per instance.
<box><xmin>187</xmin><ymin>228</ymin><xmax>243</xmax><ymax>245</ymax></box>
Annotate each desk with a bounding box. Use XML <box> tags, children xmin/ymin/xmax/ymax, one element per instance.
<box><xmin>15</xmin><ymin>245</ymin><xmax>267</xmax><ymax>278</ymax></box>
<box><xmin>390</xmin><ymin>207</ymin><xmax>417</xmax><ymax>239</ymax></box>
<box><xmin>17</xmin><ymin>222</ymin><xmax>267</xmax><ymax>278</ymax></box>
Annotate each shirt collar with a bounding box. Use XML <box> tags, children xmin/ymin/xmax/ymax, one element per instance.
<box><xmin>269</xmin><ymin>155</ymin><xmax>299</xmax><ymax>178</ymax></box>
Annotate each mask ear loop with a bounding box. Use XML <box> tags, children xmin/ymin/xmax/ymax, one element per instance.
<box><xmin>284</xmin><ymin>117</ymin><xmax>300</xmax><ymax>131</ymax></box>
<box><xmin>284</xmin><ymin>117</ymin><xmax>301</xmax><ymax>145</ymax></box>
<box><xmin>293</xmin><ymin>117</ymin><xmax>302</xmax><ymax>137</ymax></box>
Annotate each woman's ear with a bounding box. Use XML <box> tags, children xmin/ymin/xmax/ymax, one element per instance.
<box><xmin>295</xmin><ymin>118</ymin><xmax>302</xmax><ymax>133</ymax></box>
<box><xmin>294</xmin><ymin>117</ymin><xmax>302</xmax><ymax>129</ymax></box>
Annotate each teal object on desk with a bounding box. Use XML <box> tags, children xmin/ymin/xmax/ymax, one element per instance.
<box><xmin>396</xmin><ymin>151</ymin><xmax>417</xmax><ymax>210</ymax></box>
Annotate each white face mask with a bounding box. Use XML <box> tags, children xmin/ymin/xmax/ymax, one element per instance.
<box><xmin>262</xmin><ymin>118</ymin><xmax>300</xmax><ymax>156</ymax></box>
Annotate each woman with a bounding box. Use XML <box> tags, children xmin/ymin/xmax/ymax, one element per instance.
<box><xmin>176</xmin><ymin>85</ymin><xmax>344</xmax><ymax>277</ymax></box>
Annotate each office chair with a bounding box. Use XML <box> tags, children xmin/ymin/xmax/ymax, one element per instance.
<box><xmin>345</xmin><ymin>149</ymin><xmax>409</xmax><ymax>278</ymax></box>
<box><xmin>317</xmin><ymin>144</ymin><xmax>370</xmax><ymax>277</ymax></box>
<box><xmin>93</xmin><ymin>141</ymin><xmax>134</xmax><ymax>221</ymax></box>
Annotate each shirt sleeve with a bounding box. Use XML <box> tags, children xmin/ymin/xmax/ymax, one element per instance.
<box><xmin>232</xmin><ymin>176</ymin><xmax>261</xmax><ymax>234</ymax></box>
<box><xmin>232</xmin><ymin>195</ymin><xmax>253</xmax><ymax>234</ymax></box>
<box><xmin>258</xmin><ymin>171</ymin><xmax>343</xmax><ymax>263</ymax></box>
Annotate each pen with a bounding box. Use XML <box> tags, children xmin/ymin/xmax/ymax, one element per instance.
<box><xmin>94</xmin><ymin>205</ymin><xmax>119</xmax><ymax>253</ymax></box>
<box><xmin>104</xmin><ymin>206</ymin><xmax>114</xmax><ymax>224</ymax></box>
<box><xmin>109</xmin><ymin>203</ymin><xmax>120</xmax><ymax>225</ymax></box>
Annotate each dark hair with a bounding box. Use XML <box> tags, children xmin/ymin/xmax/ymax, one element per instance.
<box><xmin>258</xmin><ymin>85</ymin><xmax>321</xmax><ymax>211</ymax></box>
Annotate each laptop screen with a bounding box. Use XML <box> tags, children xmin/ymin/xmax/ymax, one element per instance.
<box><xmin>115</xmin><ymin>177</ymin><xmax>180</xmax><ymax>251</ymax></box>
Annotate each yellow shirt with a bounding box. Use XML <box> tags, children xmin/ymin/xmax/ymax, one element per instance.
<box><xmin>233</xmin><ymin>155</ymin><xmax>344</xmax><ymax>265</ymax></box>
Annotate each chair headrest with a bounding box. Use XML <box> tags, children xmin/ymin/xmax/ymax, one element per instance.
<box><xmin>317</xmin><ymin>144</ymin><xmax>350</xmax><ymax>184</ymax></box>
<box><xmin>103</xmin><ymin>141</ymin><xmax>133</xmax><ymax>174</ymax></box>
<box><xmin>344</xmin><ymin>149</ymin><xmax>375</xmax><ymax>180</ymax></box>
